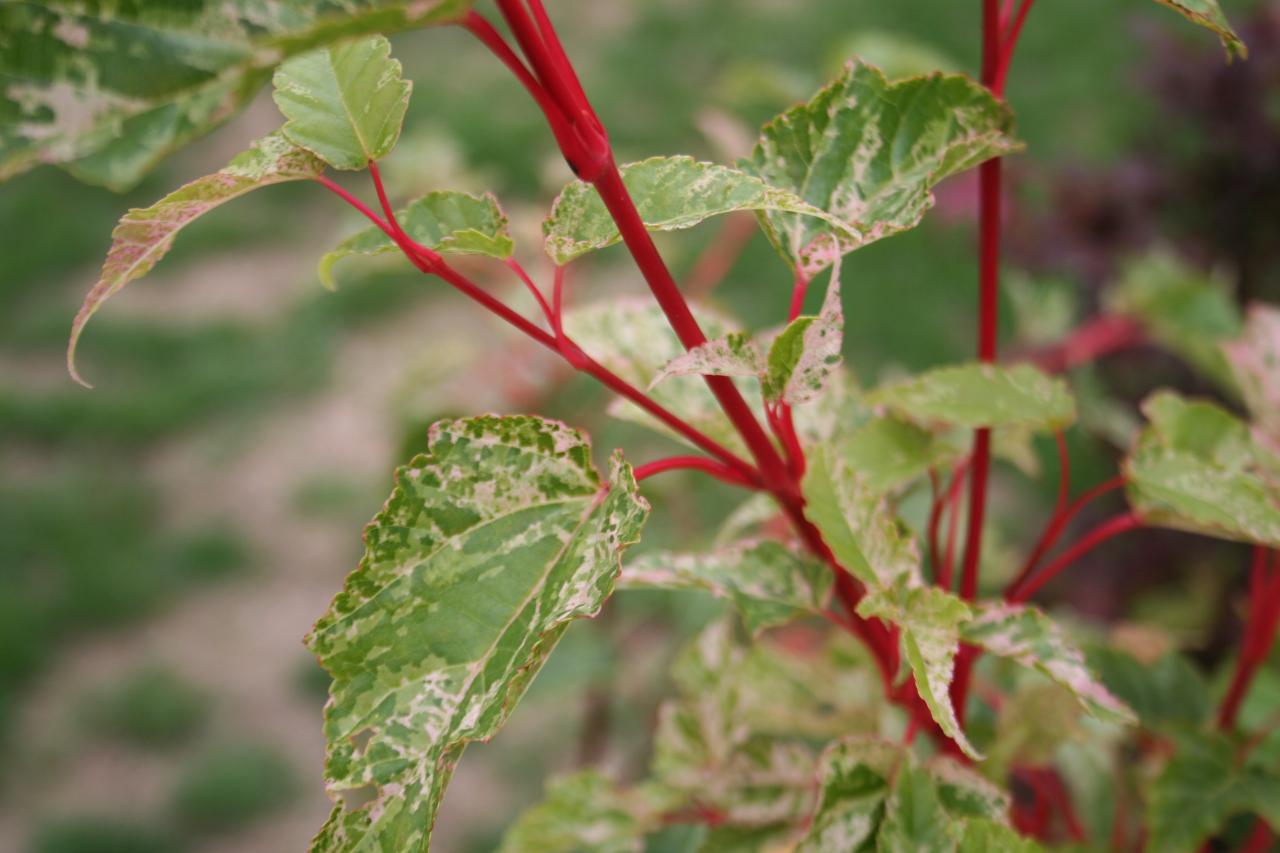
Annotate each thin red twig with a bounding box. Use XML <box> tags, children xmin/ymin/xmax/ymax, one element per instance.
<box><xmin>1008</xmin><ymin>511</ymin><xmax>1142</xmax><ymax>603</ymax></box>
<box><xmin>633</xmin><ymin>455</ymin><xmax>759</xmax><ymax>489</ymax></box>
<box><xmin>1006</xmin><ymin>475</ymin><xmax>1126</xmax><ymax>599</ymax></box>
<box><xmin>505</xmin><ymin>258</ymin><xmax>556</xmax><ymax>329</ymax></box>
<box><xmin>1218</xmin><ymin>547</ymin><xmax>1280</xmax><ymax>729</ymax></box>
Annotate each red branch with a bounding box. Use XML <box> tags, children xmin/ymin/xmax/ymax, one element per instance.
<box><xmin>1005</xmin><ymin>475</ymin><xmax>1126</xmax><ymax>599</ymax></box>
<box><xmin>634</xmin><ymin>455</ymin><xmax>759</xmax><ymax>489</ymax></box>
<box><xmin>1218</xmin><ymin>547</ymin><xmax>1280</xmax><ymax>729</ymax></box>
<box><xmin>1008</xmin><ymin>511</ymin><xmax>1142</xmax><ymax>603</ymax></box>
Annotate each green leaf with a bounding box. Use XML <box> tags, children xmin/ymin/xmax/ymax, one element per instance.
<box><xmin>305</xmin><ymin>416</ymin><xmax>648</xmax><ymax>852</ymax></box>
<box><xmin>67</xmin><ymin>132</ymin><xmax>324</xmax><ymax>386</ymax></box>
<box><xmin>801</xmin><ymin>445</ymin><xmax>922</xmax><ymax>590</ymax></box>
<box><xmin>1105</xmin><ymin>252</ymin><xmax>1242</xmax><ymax>391</ymax></box>
<box><xmin>0</xmin><ymin>1</ymin><xmax>472</xmax><ymax>189</ymax></box>
<box><xmin>649</xmin><ymin>332</ymin><xmax>764</xmax><ymax>388</ymax></box>
<box><xmin>621</xmin><ymin>541</ymin><xmax>831</xmax><ymax>634</ymax></box>
<box><xmin>1084</xmin><ymin>646</ymin><xmax>1211</xmax><ymax>731</ymax></box>
<box><xmin>1005</xmin><ymin>271</ymin><xmax>1079</xmax><ymax>347</ymax></box>
<box><xmin>955</xmin><ymin>819</ymin><xmax>1042</xmax><ymax>852</ymax></box>
<box><xmin>866</xmin><ymin>363</ymin><xmax>1076</xmax><ymax>432</ymax></box>
<box><xmin>840</xmin><ymin>416</ymin><xmax>962</xmax><ymax>495</ymax></box>
<box><xmin>877</xmin><ymin>763</ymin><xmax>955</xmax><ymax>853</ymax></box>
<box><xmin>1124</xmin><ymin>391</ymin><xmax>1280</xmax><ymax>546</ymax></box>
<box><xmin>763</xmin><ymin>270</ymin><xmax>844</xmax><ymax>404</ymax></box>
<box><xmin>928</xmin><ymin>758</ymin><xmax>1009</xmax><ymax>822</ymax></box>
<box><xmin>797</xmin><ymin>737</ymin><xmax>902</xmax><ymax>852</ymax></box>
<box><xmin>273</xmin><ymin>35</ymin><xmax>410</xmax><ymax>170</ymax></box>
<box><xmin>1223</xmin><ymin>303</ymin><xmax>1280</xmax><ymax>456</ymax></box>
<box><xmin>317</xmin><ymin>191</ymin><xmax>514</xmax><ymax>289</ymax></box>
<box><xmin>498</xmin><ymin>771</ymin><xmax>653</xmax><ymax>853</ymax></box>
<box><xmin>542</xmin><ymin>155</ymin><xmax>850</xmax><ymax>265</ymax></box>
<box><xmin>858</xmin><ymin>582</ymin><xmax>979</xmax><ymax>759</ymax></box>
<box><xmin>960</xmin><ymin>604</ymin><xmax>1135</xmax><ymax>725</ymax></box>
<box><xmin>747</xmin><ymin>60</ymin><xmax>1020</xmax><ymax>274</ymax></box>
<box><xmin>1148</xmin><ymin>732</ymin><xmax>1280</xmax><ymax>852</ymax></box>
<box><xmin>1149</xmin><ymin>0</ymin><xmax>1247</xmax><ymax>60</ymax></box>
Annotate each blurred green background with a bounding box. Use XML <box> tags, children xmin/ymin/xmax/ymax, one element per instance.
<box><xmin>1</xmin><ymin>0</ymin><xmax>1275</xmax><ymax>850</ymax></box>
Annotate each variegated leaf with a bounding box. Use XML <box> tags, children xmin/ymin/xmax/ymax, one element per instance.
<box><xmin>840</xmin><ymin>416</ymin><xmax>962</xmax><ymax>495</ymax></box>
<box><xmin>498</xmin><ymin>771</ymin><xmax>656</xmax><ymax>853</ymax></box>
<box><xmin>764</xmin><ymin>268</ymin><xmax>844</xmax><ymax>404</ymax></box>
<box><xmin>318</xmin><ymin>191</ymin><xmax>513</xmax><ymax>289</ymax></box>
<box><xmin>747</xmin><ymin>60</ymin><xmax>1020</xmax><ymax>275</ymax></box>
<box><xmin>961</xmin><ymin>604</ymin><xmax>1135</xmax><ymax>725</ymax></box>
<box><xmin>649</xmin><ymin>332</ymin><xmax>764</xmax><ymax>389</ymax></box>
<box><xmin>1222</xmin><ymin>303</ymin><xmax>1280</xmax><ymax>457</ymax></box>
<box><xmin>306</xmin><ymin>416</ymin><xmax>648</xmax><ymax>852</ymax></box>
<box><xmin>542</xmin><ymin>155</ymin><xmax>852</xmax><ymax>265</ymax></box>
<box><xmin>1123</xmin><ymin>391</ymin><xmax>1280</xmax><ymax>546</ymax></box>
<box><xmin>866</xmin><ymin>363</ymin><xmax>1076</xmax><ymax>432</ymax></box>
<box><xmin>621</xmin><ymin>540</ymin><xmax>831</xmax><ymax>634</ymax></box>
<box><xmin>797</xmin><ymin>737</ymin><xmax>902</xmax><ymax>852</ymax></box>
<box><xmin>1150</xmin><ymin>0</ymin><xmax>1247</xmax><ymax>60</ymax></box>
<box><xmin>67</xmin><ymin>132</ymin><xmax>324</xmax><ymax>385</ymax></box>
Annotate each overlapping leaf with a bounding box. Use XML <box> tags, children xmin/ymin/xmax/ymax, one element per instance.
<box><xmin>1223</xmin><ymin>303</ymin><xmax>1280</xmax><ymax>456</ymax></box>
<box><xmin>649</xmin><ymin>332</ymin><xmax>764</xmax><ymax>388</ymax></box>
<box><xmin>764</xmin><ymin>270</ymin><xmax>845</xmax><ymax>404</ymax></box>
<box><xmin>273</xmin><ymin>35</ymin><xmax>410</xmax><ymax>170</ymax></box>
<box><xmin>1150</xmin><ymin>0</ymin><xmax>1247</xmax><ymax>60</ymax></box>
<box><xmin>306</xmin><ymin>416</ymin><xmax>648</xmax><ymax>852</ymax></box>
<box><xmin>867</xmin><ymin>363</ymin><xmax>1076</xmax><ymax>432</ymax></box>
<box><xmin>542</xmin><ymin>156</ymin><xmax>852</xmax><ymax>265</ymax></box>
<box><xmin>498</xmin><ymin>771</ymin><xmax>655</xmax><ymax>853</ymax></box>
<box><xmin>1123</xmin><ymin>391</ymin><xmax>1280</xmax><ymax>546</ymax></box>
<box><xmin>67</xmin><ymin>132</ymin><xmax>324</xmax><ymax>385</ymax></box>
<box><xmin>318</xmin><ymin>191</ymin><xmax>513</xmax><ymax>288</ymax></box>
<box><xmin>746</xmin><ymin>60</ymin><xmax>1021</xmax><ymax>274</ymax></box>
<box><xmin>0</xmin><ymin>0</ymin><xmax>471</xmax><ymax>189</ymax></box>
<box><xmin>839</xmin><ymin>416</ymin><xmax>961</xmax><ymax>495</ymax></box>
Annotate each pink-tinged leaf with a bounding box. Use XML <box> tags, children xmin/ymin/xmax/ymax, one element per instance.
<box><xmin>67</xmin><ymin>132</ymin><xmax>323</xmax><ymax>386</ymax></box>
<box><xmin>1223</xmin><ymin>304</ymin><xmax>1280</xmax><ymax>457</ymax></box>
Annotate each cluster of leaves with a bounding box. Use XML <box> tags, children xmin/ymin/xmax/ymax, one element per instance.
<box><xmin>9</xmin><ymin>0</ymin><xmax>1279</xmax><ymax>850</ymax></box>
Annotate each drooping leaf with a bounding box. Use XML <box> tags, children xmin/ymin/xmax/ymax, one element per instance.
<box><xmin>621</xmin><ymin>540</ymin><xmax>831</xmax><ymax>634</ymax></box>
<box><xmin>498</xmin><ymin>771</ymin><xmax>656</xmax><ymax>853</ymax></box>
<box><xmin>1149</xmin><ymin>0</ymin><xmax>1247</xmax><ymax>60</ymax></box>
<box><xmin>797</xmin><ymin>738</ymin><xmax>902</xmax><ymax>852</ymax></box>
<box><xmin>764</xmin><ymin>268</ymin><xmax>845</xmax><ymax>404</ymax></box>
<box><xmin>67</xmin><ymin>132</ymin><xmax>324</xmax><ymax>385</ymax></box>
<box><xmin>0</xmin><ymin>0</ymin><xmax>472</xmax><ymax>189</ymax></box>
<box><xmin>542</xmin><ymin>155</ymin><xmax>851</xmax><ymax>265</ymax></box>
<box><xmin>840</xmin><ymin>416</ymin><xmax>962</xmax><ymax>495</ymax></box>
<box><xmin>273</xmin><ymin>35</ymin><xmax>410</xmax><ymax>170</ymax></box>
<box><xmin>1124</xmin><ymin>391</ymin><xmax>1280</xmax><ymax>546</ymax></box>
<box><xmin>306</xmin><ymin>416</ymin><xmax>648</xmax><ymax>852</ymax></box>
<box><xmin>1104</xmin><ymin>252</ymin><xmax>1241</xmax><ymax>391</ymax></box>
<box><xmin>866</xmin><ymin>363</ymin><xmax>1076</xmax><ymax>432</ymax></box>
<box><xmin>649</xmin><ymin>332</ymin><xmax>764</xmax><ymax>388</ymax></box>
<box><xmin>1084</xmin><ymin>646</ymin><xmax>1211</xmax><ymax>731</ymax></box>
<box><xmin>858</xmin><ymin>581</ymin><xmax>979</xmax><ymax>759</ymax></box>
<box><xmin>1222</xmin><ymin>303</ymin><xmax>1280</xmax><ymax>456</ymax></box>
<box><xmin>801</xmin><ymin>445</ymin><xmax>922</xmax><ymax>590</ymax></box>
<box><xmin>317</xmin><ymin>191</ymin><xmax>513</xmax><ymax>289</ymax></box>
<box><xmin>746</xmin><ymin>60</ymin><xmax>1020</xmax><ymax>274</ymax></box>
<box><xmin>960</xmin><ymin>604</ymin><xmax>1135</xmax><ymax>725</ymax></box>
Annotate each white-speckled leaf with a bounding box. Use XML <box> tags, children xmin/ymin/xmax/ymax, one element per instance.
<box><xmin>858</xmin><ymin>582</ymin><xmax>979</xmax><ymax>759</ymax></box>
<box><xmin>797</xmin><ymin>737</ymin><xmax>902</xmax><ymax>852</ymax></box>
<box><xmin>621</xmin><ymin>540</ymin><xmax>831</xmax><ymax>634</ymax></box>
<box><xmin>273</xmin><ymin>35</ymin><xmax>410</xmax><ymax>170</ymax></box>
<box><xmin>1124</xmin><ymin>391</ymin><xmax>1280</xmax><ymax>546</ymax></box>
<box><xmin>764</xmin><ymin>267</ymin><xmax>844</xmax><ymax>404</ymax></box>
<box><xmin>0</xmin><ymin>1</ymin><xmax>471</xmax><ymax>189</ymax></box>
<box><xmin>318</xmin><ymin>191</ymin><xmax>513</xmax><ymax>289</ymax></box>
<box><xmin>1223</xmin><ymin>303</ymin><xmax>1280</xmax><ymax>457</ymax></box>
<box><xmin>498</xmin><ymin>770</ymin><xmax>655</xmax><ymax>853</ymax></box>
<box><xmin>67</xmin><ymin>132</ymin><xmax>323</xmax><ymax>386</ymax></box>
<box><xmin>801</xmin><ymin>445</ymin><xmax>922</xmax><ymax>589</ymax></box>
<box><xmin>542</xmin><ymin>155</ymin><xmax>853</xmax><ymax>265</ymax></box>
<box><xmin>1150</xmin><ymin>0</ymin><xmax>1247</xmax><ymax>60</ymax></box>
<box><xmin>867</xmin><ymin>363</ymin><xmax>1076</xmax><ymax>432</ymax></box>
<box><xmin>961</xmin><ymin>604</ymin><xmax>1135</xmax><ymax>725</ymax></box>
<box><xmin>306</xmin><ymin>416</ymin><xmax>649</xmax><ymax>852</ymax></box>
<box><xmin>649</xmin><ymin>332</ymin><xmax>764</xmax><ymax>389</ymax></box>
<box><xmin>746</xmin><ymin>60</ymin><xmax>1021</xmax><ymax>275</ymax></box>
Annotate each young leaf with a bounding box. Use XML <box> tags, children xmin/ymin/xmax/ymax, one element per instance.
<box><xmin>542</xmin><ymin>155</ymin><xmax>850</xmax><ymax>265</ymax></box>
<box><xmin>1084</xmin><ymin>646</ymin><xmax>1212</xmax><ymax>731</ymax></box>
<box><xmin>747</xmin><ymin>60</ymin><xmax>1021</xmax><ymax>274</ymax></box>
<box><xmin>273</xmin><ymin>35</ymin><xmax>411</xmax><ymax>170</ymax></box>
<box><xmin>498</xmin><ymin>771</ymin><xmax>654</xmax><ymax>853</ymax></box>
<box><xmin>317</xmin><ymin>191</ymin><xmax>514</xmax><ymax>288</ymax></box>
<box><xmin>858</xmin><ymin>582</ymin><xmax>980</xmax><ymax>759</ymax></box>
<box><xmin>801</xmin><ymin>445</ymin><xmax>923</xmax><ymax>590</ymax></box>
<box><xmin>621</xmin><ymin>541</ymin><xmax>831</xmax><ymax>634</ymax></box>
<box><xmin>306</xmin><ymin>416</ymin><xmax>648</xmax><ymax>851</ymax></box>
<box><xmin>763</xmin><ymin>270</ymin><xmax>844</xmax><ymax>404</ymax></box>
<box><xmin>67</xmin><ymin>132</ymin><xmax>324</xmax><ymax>386</ymax></box>
<box><xmin>1149</xmin><ymin>0</ymin><xmax>1247</xmax><ymax>60</ymax></box>
<box><xmin>649</xmin><ymin>332</ymin><xmax>765</xmax><ymax>389</ymax></box>
<box><xmin>1124</xmin><ymin>391</ymin><xmax>1280</xmax><ymax>546</ymax></box>
<box><xmin>960</xmin><ymin>604</ymin><xmax>1135</xmax><ymax>725</ymax></box>
<box><xmin>866</xmin><ymin>363</ymin><xmax>1076</xmax><ymax>432</ymax></box>
<box><xmin>840</xmin><ymin>416</ymin><xmax>962</xmax><ymax>495</ymax></box>
<box><xmin>797</xmin><ymin>737</ymin><xmax>902</xmax><ymax>852</ymax></box>
<box><xmin>1223</xmin><ymin>303</ymin><xmax>1280</xmax><ymax>455</ymax></box>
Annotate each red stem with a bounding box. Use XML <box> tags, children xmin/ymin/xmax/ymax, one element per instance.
<box><xmin>505</xmin><ymin>258</ymin><xmax>556</xmax><ymax>329</ymax></box>
<box><xmin>1006</xmin><ymin>475</ymin><xmax>1126</xmax><ymax>599</ymax></box>
<box><xmin>1020</xmin><ymin>314</ymin><xmax>1146</xmax><ymax>374</ymax></box>
<box><xmin>633</xmin><ymin>454</ymin><xmax>759</xmax><ymax>489</ymax></box>
<box><xmin>1008</xmin><ymin>511</ymin><xmax>1142</xmax><ymax>603</ymax></box>
<box><xmin>788</xmin><ymin>268</ymin><xmax>810</xmax><ymax>322</ymax></box>
<box><xmin>1218</xmin><ymin>547</ymin><xmax>1280</xmax><ymax>729</ymax></box>
<box><xmin>1242</xmin><ymin>819</ymin><xmax>1274</xmax><ymax>853</ymax></box>
<box><xmin>994</xmin><ymin>0</ymin><xmax>1036</xmax><ymax>95</ymax></box>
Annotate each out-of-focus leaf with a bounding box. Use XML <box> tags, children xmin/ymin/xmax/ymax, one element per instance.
<box><xmin>273</xmin><ymin>35</ymin><xmax>410</xmax><ymax>170</ymax></box>
<box><xmin>955</xmin><ymin>819</ymin><xmax>1042</xmax><ymax>852</ymax></box>
<box><xmin>620</xmin><ymin>541</ymin><xmax>831</xmax><ymax>634</ymax></box>
<box><xmin>1084</xmin><ymin>646</ymin><xmax>1211</xmax><ymax>731</ymax></box>
<box><xmin>1124</xmin><ymin>391</ymin><xmax>1280</xmax><ymax>546</ymax></box>
<box><xmin>542</xmin><ymin>156</ymin><xmax>850</xmax><ymax>265</ymax></box>
<box><xmin>1149</xmin><ymin>0</ymin><xmax>1247</xmax><ymax>60</ymax></box>
<box><xmin>67</xmin><ymin>132</ymin><xmax>323</xmax><ymax>385</ymax></box>
<box><xmin>317</xmin><ymin>191</ymin><xmax>513</xmax><ymax>288</ymax></box>
<box><xmin>961</xmin><ymin>604</ymin><xmax>1135</xmax><ymax>725</ymax></box>
<box><xmin>764</xmin><ymin>270</ymin><xmax>844</xmax><ymax>404</ymax></box>
<box><xmin>498</xmin><ymin>771</ymin><xmax>655</xmax><ymax>853</ymax></box>
<box><xmin>1223</xmin><ymin>303</ymin><xmax>1280</xmax><ymax>457</ymax></box>
<box><xmin>866</xmin><ymin>363</ymin><xmax>1076</xmax><ymax>432</ymax></box>
<box><xmin>877</xmin><ymin>763</ymin><xmax>955</xmax><ymax>853</ymax></box>
<box><xmin>840</xmin><ymin>417</ymin><xmax>961</xmax><ymax>495</ymax></box>
<box><xmin>0</xmin><ymin>0</ymin><xmax>471</xmax><ymax>189</ymax></box>
<box><xmin>746</xmin><ymin>60</ymin><xmax>1020</xmax><ymax>274</ymax></box>
<box><xmin>1104</xmin><ymin>252</ymin><xmax>1242</xmax><ymax>391</ymax></box>
<box><xmin>306</xmin><ymin>416</ymin><xmax>648</xmax><ymax>851</ymax></box>
<box><xmin>1005</xmin><ymin>271</ymin><xmax>1079</xmax><ymax>347</ymax></box>
<box><xmin>797</xmin><ymin>738</ymin><xmax>901</xmax><ymax>852</ymax></box>
<box><xmin>650</xmin><ymin>332</ymin><xmax>764</xmax><ymax>388</ymax></box>
<box><xmin>827</xmin><ymin>30</ymin><xmax>959</xmax><ymax>80</ymax></box>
